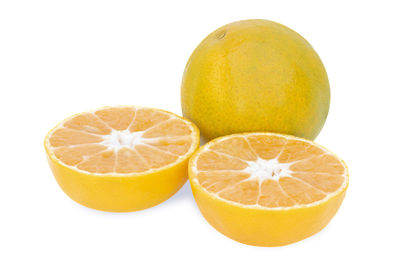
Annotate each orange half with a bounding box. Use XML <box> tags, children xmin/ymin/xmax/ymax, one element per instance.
<box><xmin>188</xmin><ymin>132</ymin><xmax>348</xmax><ymax>246</ymax></box>
<box><xmin>45</xmin><ymin>106</ymin><xmax>199</xmax><ymax>212</ymax></box>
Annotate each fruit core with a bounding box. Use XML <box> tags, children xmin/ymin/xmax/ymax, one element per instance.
<box><xmin>243</xmin><ymin>158</ymin><xmax>292</xmax><ymax>181</ymax></box>
<box><xmin>101</xmin><ymin>130</ymin><xmax>144</xmax><ymax>150</ymax></box>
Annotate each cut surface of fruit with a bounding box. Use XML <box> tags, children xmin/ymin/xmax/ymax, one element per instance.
<box><xmin>188</xmin><ymin>132</ymin><xmax>348</xmax><ymax>246</ymax></box>
<box><xmin>191</xmin><ymin>133</ymin><xmax>347</xmax><ymax>208</ymax></box>
<box><xmin>45</xmin><ymin>106</ymin><xmax>199</xmax><ymax>212</ymax></box>
<box><xmin>46</xmin><ymin>106</ymin><xmax>197</xmax><ymax>175</ymax></box>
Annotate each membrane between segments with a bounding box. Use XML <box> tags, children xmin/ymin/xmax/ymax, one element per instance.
<box><xmin>48</xmin><ymin>107</ymin><xmax>195</xmax><ymax>174</ymax></box>
<box><xmin>194</xmin><ymin>134</ymin><xmax>346</xmax><ymax>208</ymax></box>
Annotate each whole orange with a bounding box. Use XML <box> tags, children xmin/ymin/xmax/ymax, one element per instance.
<box><xmin>181</xmin><ymin>19</ymin><xmax>330</xmax><ymax>141</ymax></box>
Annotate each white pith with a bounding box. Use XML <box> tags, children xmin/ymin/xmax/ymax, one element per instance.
<box><xmin>191</xmin><ymin>133</ymin><xmax>349</xmax><ymax>210</ymax></box>
<box><xmin>243</xmin><ymin>158</ymin><xmax>292</xmax><ymax>181</ymax></box>
<box><xmin>45</xmin><ymin>106</ymin><xmax>199</xmax><ymax>176</ymax></box>
<box><xmin>100</xmin><ymin>129</ymin><xmax>146</xmax><ymax>151</ymax></box>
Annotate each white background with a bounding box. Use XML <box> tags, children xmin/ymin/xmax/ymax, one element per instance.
<box><xmin>1</xmin><ymin>0</ymin><xmax>399</xmax><ymax>264</ymax></box>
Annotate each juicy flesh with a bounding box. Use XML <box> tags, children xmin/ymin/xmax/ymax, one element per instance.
<box><xmin>193</xmin><ymin>135</ymin><xmax>346</xmax><ymax>208</ymax></box>
<box><xmin>48</xmin><ymin>107</ymin><xmax>195</xmax><ymax>174</ymax></box>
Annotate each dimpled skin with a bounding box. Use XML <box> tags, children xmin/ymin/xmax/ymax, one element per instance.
<box><xmin>190</xmin><ymin>179</ymin><xmax>347</xmax><ymax>247</ymax></box>
<box><xmin>181</xmin><ymin>19</ymin><xmax>330</xmax><ymax>141</ymax></box>
<box><xmin>45</xmin><ymin>152</ymin><xmax>192</xmax><ymax>212</ymax></box>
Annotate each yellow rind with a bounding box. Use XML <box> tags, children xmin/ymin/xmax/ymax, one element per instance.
<box><xmin>181</xmin><ymin>19</ymin><xmax>330</xmax><ymax>141</ymax></box>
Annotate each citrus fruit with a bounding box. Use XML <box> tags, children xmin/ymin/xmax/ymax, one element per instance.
<box><xmin>44</xmin><ymin>106</ymin><xmax>200</xmax><ymax>212</ymax></box>
<box><xmin>188</xmin><ymin>132</ymin><xmax>348</xmax><ymax>246</ymax></box>
<box><xmin>181</xmin><ymin>19</ymin><xmax>330</xmax><ymax>141</ymax></box>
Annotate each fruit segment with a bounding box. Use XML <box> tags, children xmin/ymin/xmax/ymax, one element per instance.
<box><xmin>95</xmin><ymin>107</ymin><xmax>136</xmax><ymax>130</ymax></box>
<box><xmin>53</xmin><ymin>144</ymin><xmax>107</xmax><ymax>166</ymax></box>
<box><xmin>63</xmin><ymin>113</ymin><xmax>111</xmax><ymax>135</ymax></box>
